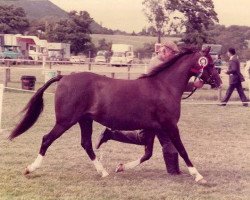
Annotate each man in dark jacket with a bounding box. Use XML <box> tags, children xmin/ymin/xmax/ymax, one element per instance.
<box><xmin>220</xmin><ymin>48</ymin><xmax>248</xmax><ymax>106</ymax></box>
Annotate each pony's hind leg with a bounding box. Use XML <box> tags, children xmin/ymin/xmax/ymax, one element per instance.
<box><xmin>24</xmin><ymin>123</ymin><xmax>70</xmax><ymax>175</ymax></box>
<box><xmin>161</xmin><ymin>123</ymin><xmax>206</xmax><ymax>183</ymax></box>
<box><xmin>116</xmin><ymin>132</ymin><xmax>155</xmax><ymax>173</ymax></box>
<box><xmin>78</xmin><ymin>117</ymin><xmax>109</xmax><ymax>177</ymax></box>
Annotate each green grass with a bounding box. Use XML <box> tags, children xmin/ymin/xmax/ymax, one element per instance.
<box><xmin>91</xmin><ymin>34</ymin><xmax>180</xmax><ymax>50</ymax></box>
<box><xmin>0</xmin><ymin>89</ymin><xmax>249</xmax><ymax>200</ymax></box>
<box><xmin>0</xmin><ymin>64</ymin><xmax>249</xmax><ymax>199</ymax></box>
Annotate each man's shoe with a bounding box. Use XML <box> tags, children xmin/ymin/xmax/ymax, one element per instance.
<box><xmin>96</xmin><ymin>128</ymin><xmax>112</xmax><ymax>149</ymax></box>
<box><xmin>168</xmin><ymin>171</ymin><xmax>182</xmax><ymax>176</ymax></box>
<box><xmin>163</xmin><ymin>152</ymin><xmax>181</xmax><ymax>175</ymax></box>
<box><xmin>218</xmin><ymin>101</ymin><xmax>227</xmax><ymax>106</ymax></box>
<box><xmin>243</xmin><ymin>103</ymin><xmax>248</xmax><ymax>107</ymax></box>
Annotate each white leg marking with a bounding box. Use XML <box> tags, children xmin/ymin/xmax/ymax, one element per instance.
<box><xmin>27</xmin><ymin>154</ymin><xmax>43</xmax><ymax>173</ymax></box>
<box><xmin>93</xmin><ymin>159</ymin><xmax>109</xmax><ymax>177</ymax></box>
<box><xmin>188</xmin><ymin>167</ymin><xmax>204</xmax><ymax>182</ymax></box>
<box><xmin>123</xmin><ymin>159</ymin><xmax>141</xmax><ymax>170</ymax></box>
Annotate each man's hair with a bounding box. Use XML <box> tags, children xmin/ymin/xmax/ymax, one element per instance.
<box><xmin>228</xmin><ymin>48</ymin><xmax>236</xmax><ymax>55</ymax></box>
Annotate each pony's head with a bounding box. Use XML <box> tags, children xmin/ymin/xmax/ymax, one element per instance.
<box><xmin>191</xmin><ymin>47</ymin><xmax>222</xmax><ymax>88</ymax></box>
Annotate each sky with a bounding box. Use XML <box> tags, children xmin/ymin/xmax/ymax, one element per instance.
<box><xmin>50</xmin><ymin>0</ymin><xmax>250</xmax><ymax>33</ymax></box>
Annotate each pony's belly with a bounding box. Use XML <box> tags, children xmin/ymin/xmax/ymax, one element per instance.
<box><xmin>94</xmin><ymin>115</ymin><xmax>160</xmax><ymax>131</ymax></box>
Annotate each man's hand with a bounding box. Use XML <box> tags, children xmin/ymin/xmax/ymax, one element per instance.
<box><xmin>193</xmin><ymin>80</ymin><xmax>204</xmax><ymax>88</ymax></box>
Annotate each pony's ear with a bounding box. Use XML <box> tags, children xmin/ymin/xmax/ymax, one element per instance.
<box><xmin>202</xmin><ymin>46</ymin><xmax>211</xmax><ymax>55</ymax></box>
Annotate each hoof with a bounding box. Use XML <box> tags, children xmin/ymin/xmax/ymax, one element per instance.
<box><xmin>24</xmin><ymin>167</ymin><xmax>30</xmax><ymax>175</ymax></box>
<box><xmin>101</xmin><ymin>171</ymin><xmax>109</xmax><ymax>178</ymax></box>
<box><xmin>115</xmin><ymin>163</ymin><xmax>124</xmax><ymax>173</ymax></box>
<box><xmin>197</xmin><ymin>178</ymin><xmax>207</xmax><ymax>185</ymax></box>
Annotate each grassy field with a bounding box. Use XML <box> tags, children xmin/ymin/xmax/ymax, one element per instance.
<box><xmin>0</xmin><ymin>87</ymin><xmax>249</xmax><ymax>199</ymax></box>
<box><xmin>0</xmin><ymin>64</ymin><xmax>249</xmax><ymax>199</ymax></box>
<box><xmin>91</xmin><ymin>34</ymin><xmax>180</xmax><ymax>50</ymax></box>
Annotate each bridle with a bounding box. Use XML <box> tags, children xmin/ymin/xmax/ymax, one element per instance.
<box><xmin>182</xmin><ymin>55</ymin><xmax>211</xmax><ymax>100</ymax></box>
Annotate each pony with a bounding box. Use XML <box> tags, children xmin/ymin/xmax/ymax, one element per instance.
<box><xmin>9</xmin><ymin>47</ymin><xmax>221</xmax><ymax>183</ymax></box>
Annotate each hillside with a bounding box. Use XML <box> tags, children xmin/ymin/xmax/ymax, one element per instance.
<box><xmin>0</xmin><ymin>0</ymin><xmax>118</xmax><ymax>34</ymax></box>
<box><xmin>0</xmin><ymin>0</ymin><xmax>68</xmax><ymax>19</ymax></box>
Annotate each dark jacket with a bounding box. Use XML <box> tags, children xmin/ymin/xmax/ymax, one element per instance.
<box><xmin>226</xmin><ymin>56</ymin><xmax>245</xmax><ymax>84</ymax></box>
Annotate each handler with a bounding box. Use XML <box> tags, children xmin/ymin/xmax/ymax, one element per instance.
<box><xmin>96</xmin><ymin>41</ymin><xmax>203</xmax><ymax>175</ymax></box>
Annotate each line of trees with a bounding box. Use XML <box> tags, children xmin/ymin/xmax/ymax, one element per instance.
<box><xmin>142</xmin><ymin>0</ymin><xmax>218</xmax><ymax>46</ymax></box>
<box><xmin>0</xmin><ymin>5</ymin><xmax>29</xmax><ymax>34</ymax></box>
<box><xmin>0</xmin><ymin>5</ymin><xmax>96</xmax><ymax>55</ymax></box>
<box><xmin>139</xmin><ymin>0</ymin><xmax>250</xmax><ymax>59</ymax></box>
<box><xmin>1</xmin><ymin>2</ymin><xmax>250</xmax><ymax>59</ymax></box>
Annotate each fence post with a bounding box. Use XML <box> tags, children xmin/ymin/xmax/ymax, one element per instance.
<box><xmin>49</xmin><ymin>61</ymin><xmax>52</xmax><ymax>69</ymax></box>
<box><xmin>6</xmin><ymin>60</ymin><xmax>11</xmax><ymax>82</ymax></box>
<box><xmin>88</xmin><ymin>51</ymin><xmax>92</xmax><ymax>71</ymax></box>
<box><xmin>42</xmin><ymin>55</ymin><xmax>46</xmax><ymax>70</ymax></box>
<box><xmin>3</xmin><ymin>67</ymin><xmax>8</xmax><ymax>87</ymax></box>
<box><xmin>111</xmin><ymin>73</ymin><xmax>115</xmax><ymax>79</ymax></box>
<box><xmin>248</xmin><ymin>77</ymin><xmax>250</xmax><ymax>100</ymax></box>
<box><xmin>0</xmin><ymin>84</ymin><xmax>4</xmax><ymax>130</ymax></box>
<box><xmin>127</xmin><ymin>65</ymin><xmax>131</xmax><ymax>80</ymax></box>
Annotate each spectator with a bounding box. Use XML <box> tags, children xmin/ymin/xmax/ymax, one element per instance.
<box><xmin>219</xmin><ymin>48</ymin><xmax>248</xmax><ymax>106</ymax></box>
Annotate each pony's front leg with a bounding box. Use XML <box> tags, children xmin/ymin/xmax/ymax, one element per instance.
<box><xmin>162</xmin><ymin>124</ymin><xmax>207</xmax><ymax>184</ymax></box>
<box><xmin>116</xmin><ymin>133</ymin><xmax>155</xmax><ymax>173</ymax></box>
<box><xmin>92</xmin><ymin>158</ymin><xmax>109</xmax><ymax>177</ymax></box>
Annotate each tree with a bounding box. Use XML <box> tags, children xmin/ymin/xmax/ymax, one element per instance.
<box><xmin>0</xmin><ymin>5</ymin><xmax>29</xmax><ymax>34</ymax></box>
<box><xmin>134</xmin><ymin>42</ymin><xmax>155</xmax><ymax>59</ymax></box>
<box><xmin>131</xmin><ymin>31</ymin><xmax>137</xmax><ymax>36</ymax></box>
<box><xmin>142</xmin><ymin>0</ymin><xmax>172</xmax><ymax>43</ymax></box>
<box><xmin>27</xmin><ymin>17</ymin><xmax>60</xmax><ymax>39</ymax></box>
<box><xmin>208</xmin><ymin>25</ymin><xmax>250</xmax><ymax>60</ymax></box>
<box><xmin>97</xmin><ymin>39</ymin><xmax>112</xmax><ymax>51</ymax></box>
<box><xmin>138</xmin><ymin>27</ymin><xmax>149</xmax><ymax>36</ymax></box>
<box><xmin>169</xmin><ymin>0</ymin><xmax>218</xmax><ymax>47</ymax></box>
<box><xmin>142</xmin><ymin>0</ymin><xmax>218</xmax><ymax>46</ymax></box>
<box><xmin>45</xmin><ymin>11</ymin><xmax>94</xmax><ymax>55</ymax></box>
<box><xmin>147</xmin><ymin>26</ymin><xmax>158</xmax><ymax>36</ymax></box>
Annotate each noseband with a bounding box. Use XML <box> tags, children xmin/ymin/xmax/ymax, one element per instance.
<box><xmin>182</xmin><ymin>56</ymin><xmax>209</xmax><ymax>100</ymax></box>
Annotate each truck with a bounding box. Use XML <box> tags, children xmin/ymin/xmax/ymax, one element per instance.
<box><xmin>0</xmin><ymin>34</ymin><xmax>23</xmax><ymax>59</ymax></box>
<box><xmin>16</xmin><ymin>35</ymin><xmax>48</xmax><ymax>61</ymax></box>
<box><xmin>202</xmin><ymin>44</ymin><xmax>222</xmax><ymax>56</ymax></box>
<box><xmin>110</xmin><ymin>44</ymin><xmax>134</xmax><ymax>66</ymax></box>
<box><xmin>47</xmin><ymin>43</ymin><xmax>70</xmax><ymax>61</ymax></box>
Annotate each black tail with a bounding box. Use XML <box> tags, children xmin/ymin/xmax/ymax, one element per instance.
<box><xmin>8</xmin><ymin>75</ymin><xmax>63</xmax><ymax>140</ymax></box>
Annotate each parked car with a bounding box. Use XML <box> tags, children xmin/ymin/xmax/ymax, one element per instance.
<box><xmin>0</xmin><ymin>46</ymin><xmax>23</xmax><ymax>59</ymax></box>
<box><xmin>95</xmin><ymin>50</ymin><xmax>110</xmax><ymax>63</ymax></box>
<box><xmin>70</xmin><ymin>55</ymin><xmax>86</xmax><ymax>63</ymax></box>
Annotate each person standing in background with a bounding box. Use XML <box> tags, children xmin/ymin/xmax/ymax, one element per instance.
<box><xmin>220</xmin><ymin>48</ymin><xmax>248</xmax><ymax>106</ymax></box>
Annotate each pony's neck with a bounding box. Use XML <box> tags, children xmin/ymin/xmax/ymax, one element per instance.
<box><xmin>155</xmin><ymin>54</ymin><xmax>194</xmax><ymax>100</ymax></box>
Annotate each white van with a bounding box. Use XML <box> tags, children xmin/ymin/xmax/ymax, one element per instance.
<box><xmin>110</xmin><ymin>44</ymin><xmax>134</xmax><ymax>66</ymax></box>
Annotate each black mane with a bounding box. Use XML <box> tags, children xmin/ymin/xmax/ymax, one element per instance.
<box><xmin>138</xmin><ymin>49</ymin><xmax>195</xmax><ymax>79</ymax></box>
